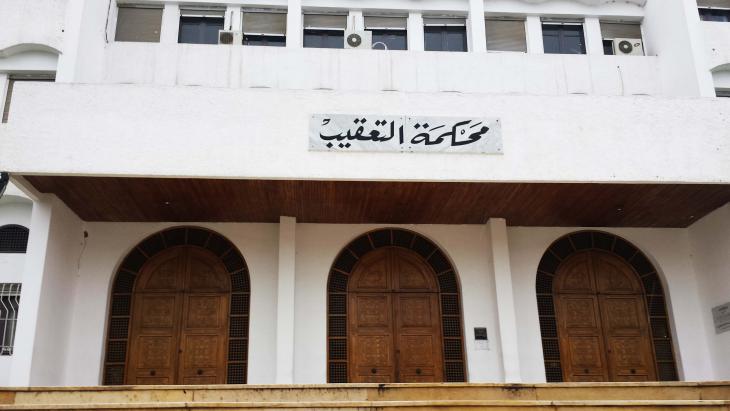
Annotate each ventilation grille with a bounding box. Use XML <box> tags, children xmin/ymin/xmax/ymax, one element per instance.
<box><xmin>0</xmin><ymin>225</ymin><xmax>29</xmax><ymax>253</ymax></box>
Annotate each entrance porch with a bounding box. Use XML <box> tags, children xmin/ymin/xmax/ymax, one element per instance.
<box><xmin>2</xmin><ymin>176</ymin><xmax>729</xmax><ymax>386</ymax></box>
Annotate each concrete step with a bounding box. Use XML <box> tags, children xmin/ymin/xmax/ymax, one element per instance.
<box><xmin>1</xmin><ymin>383</ymin><xmax>729</xmax><ymax>407</ymax></box>
<box><xmin>0</xmin><ymin>400</ymin><xmax>729</xmax><ymax>411</ymax></box>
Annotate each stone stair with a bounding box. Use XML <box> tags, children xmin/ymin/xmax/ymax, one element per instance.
<box><xmin>1</xmin><ymin>382</ymin><xmax>729</xmax><ymax>411</ymax></box>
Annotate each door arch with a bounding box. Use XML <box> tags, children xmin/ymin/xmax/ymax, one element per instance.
<box><xmin>535</xmin><ymin>231</ymin><xmax>678</xmax><ymax>382</ymax></box>
<box><xmin>327</xmin><ymin>228</ymin><xmax>466</xmax><ymax>383</ymax></box>
<box><xmin>103</xmin><ymin>227</ymin><xmax>251</xmax><ymax>385</ymax></box>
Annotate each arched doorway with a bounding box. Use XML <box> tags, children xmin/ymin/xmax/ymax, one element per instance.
<box><xmin>103</xmin><ymin>227</ymin><xmax>250</xmax><ymax>385</ymax></box>
<box><xmin>327</xmin><ymin>228</ymin><xmax>466</xmax><ymax>383</ymax></box>
<box><xmin>536</xmin><ymin>231</ymin><xmax>678</xmax><ymax>382</ymax></box>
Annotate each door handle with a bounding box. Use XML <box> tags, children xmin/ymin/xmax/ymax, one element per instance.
<box><xmin>416</xmin><ymin>368</ymin><xmax>422</xmax><ymax>375</ymax></box>
<box><xmin>149</xmin><ymin>370</ymin><xmax>156</xmax><ymax>376</ymax></box>
<box><xmin>583</xmin><ymin>369</ymin><xmax>589</xmax><ymax>374</ymax></box>
<box><xmin>371</xmin><ymin>368</ymin><xmax>377</xmax><ymax>374</ymax></box>
<box><xmin>197</xmin><ymin>369</ymin><xmax>204</xmax><ymax>375</ymax></box>
<box><xmin>631</xmin><ymin>369</ymin><xmax>637</xmax><ymax>374</ymax></box>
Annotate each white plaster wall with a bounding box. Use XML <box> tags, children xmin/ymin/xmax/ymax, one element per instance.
<box><xmin>508</xmin><ymin>226</ymin><xmax>715</xmax><ymax>383</ymax></box>
<box><xmin>3</xmin><ymin>82</ymin><xmax>729</xmax><ymax>184</ymax></box>
<box><xmin>99</xmin><ymin>43</ymin><xmax>660</xmax><ymax>95</ymax></box>
<box><xmin>0</xmin><ymin>198</ymin><xmax>31</xmax><ymax>387</ymax></box>
<box><xmin>702</xmin><ymin>22</ymin><xmax>730</xmax><ymax>74</ymax></box>
<box><xmin>62</xmin><ymin>222</ymin><xmax>279</xmax><ymax>385</ymax></box>
<box><xmin>0</xmin><ymin>0</ymin><xmax>67</xmax><ymax>54</ymax></box>
<box><xmin>26</xmin><ymin>196</ymin><xmax>85</xmax><ymax>385</ymax></box>
<box><xmin>688</xmin><ymin>204</ymin><xmax>730</xmax><ymax>380</ymax></box>
<box><xmin>294</xmin><ymin>224</ymin><xmax>503</xmax><ymax>383</ymax></box>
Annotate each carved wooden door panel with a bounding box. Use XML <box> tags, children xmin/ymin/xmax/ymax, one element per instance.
<box><xmin>126</xmin><ymin>248</ymin><xmax>186</xmax><ymax>385</ymax></box>
<box><xmin>394</xmin><ymin>293</ymin><xmax>443</xmax><ymax>382</ymax></box>
<box><xmin>126</xmin><ymin>246</ymin><xmax>230</xmax><ymax>385</ymax></box>
<box><xmin>593</xmin><ymin>252</ymin><xmax>656</xmax><ymax>382</ymax></box>
<box><xmin>178</xmin><ymin>248</ymin><xmax>230</xmax><ymax>384</ymax></box>
<box><xmin>555</xmin><ymin>251</ymin><xmax>658</xmax><ymax>383</ymax></box>
<box><xmin>348</xmin><ymin>247</ymin><xmax>444</xmax><ymax>383</ymax></box>
<box><xmin>555</xmin><ymin>251</ymin><xmax>609</xmax><ymax>382</ymax></box>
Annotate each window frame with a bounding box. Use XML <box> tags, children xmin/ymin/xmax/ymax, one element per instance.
<box><xmin>699</xmin><ymin>7</ymin><xmax>730</xmax><ymax>21</ymax></box>
<box><xmin>541</xmin><ymin>21</ymin><xmax>587</xmax><ymax>55</ymax></box>
<box><xmin>178</xmin><ymin>9</ymin><xmax>226</xmax><ymax>45</ymax></box>
<box><xmin>242</xmin><ymin>10</ymin><xmax>287</xmax><ymax>47</ymax></box>
<box><xmin>0</xmin><ymin>224</ymin><xmax>30</xmax><ymax>254</ymax></box>
<box><xmin>365</xmin><ymin>16</ymin><xmax>408</xmax><ymax>51</ymax></box>
<box><xmin>423</xmin><ymin>18</ymin><xmax>468</xmax><ymax>52</ymax></box>
<box><xmin>114</xmin><ymin>4</ymin><xmax>164</xmax><ymax>43</ymax></box>
<box><xmin>302</xmin><ymin>13</ymin><xmax>347</xmax><ymax>49</ymax></box>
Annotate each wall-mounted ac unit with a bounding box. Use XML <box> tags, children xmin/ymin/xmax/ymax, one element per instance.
<box><xmin>218</xmin><ymin>30</ymin><xmax>242</xmax><ymax>45</ymax></box>
<box><xmin>344</xmin><ymin>30</ymin><xmax>372</xmax><ymax>49</ymax></box>
<box><xmin>613</xmin><ymin>38</ymin><xmax>644</xmax><ymax>56</ymax></box>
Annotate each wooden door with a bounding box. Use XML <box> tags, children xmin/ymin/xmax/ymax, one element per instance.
<box><xmin>126</xmin><ymin>246</ymin><xmax>230</xmax><ymax>385</ymax></box>
<box><xmin>593</xmin><ymin>252</ymin><xmax>657</xmax><ymax>382</ymax></box>
<box><xmin>348</xmin><ymin>247</ymin><xmax>444</xmax><ymax>383</ymax></box>
<box><xmin>554</xmin><ymin>251</ymin><xmax>657</xmax><ymax>382</ymax></box>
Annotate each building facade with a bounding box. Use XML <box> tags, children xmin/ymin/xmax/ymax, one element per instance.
<box><xmin>0</xmin><ymin>0</ymin><xmax>729</xmax><ymax>388</ymax></box>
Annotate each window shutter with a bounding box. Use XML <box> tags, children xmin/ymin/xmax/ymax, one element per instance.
<box><xmin>423</xmin><ymin>17</ymin><xmax>466</xmax><ymax>26</ymax></box>
<box><xmin>364</xmin><ymin>16</ymin><xmax>407</xmax><ymax>29</ymax></box>
<box><xmin>485</xmin><ymin>19</ymin><xmax>526</xmax><ymax>52</ymax></box>
<box><xmin>600</xmin><ymin>22</ymin><xmax>642</xmax><ymax>39</ymax></box>
<box><xmin>303</xmin><ymin>14</ymin><xmax>347</xmax><ymax>30</ymax></box>
<box><xmin>243</xmin><ymin>12</ymin><xmax>287</xmax><ymax>35</ymax></box>
<box><xmin>179</xmin><ymin>8</ymin><xmax>225</xmax><ymax>18</ymax></box>
<box><xmin>115</xmin><ymin>6</ymin><xmax>163</xmax><ymax>42</ymax></box>
<box><xmin>697</xmin><ymin>0</ymin><xmax>730</xmax><ymax>7</ymax></box>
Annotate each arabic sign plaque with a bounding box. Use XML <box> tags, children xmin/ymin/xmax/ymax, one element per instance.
<box><xmin>309</xmin><ymin>114</ymin><xmax>503</xmax><ymax>154</ymax></box>
<box><xmin>712</xmin><ymin>302</ymin><xmax>730</xmax><ymax>334</ymax></box>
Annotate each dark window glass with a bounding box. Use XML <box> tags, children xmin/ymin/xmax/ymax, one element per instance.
<box><xmin>717</xmin><ymin>89</ymin><xmax>730</xmax><ymax>97</ymax></box>
<box><xmin>368</xmin><ymin>29</ymin><xmax>407</xmax><ymax>50</ymax></box>
<box><xmin>699</xmin><ymin>8</ymin><xmax>730</xmax><ymax>21</ymax></box>
<box><xmin>603</xmin><ymin>39</ymin><xmax>615</xmax><ymax>55</ymax></box>
<box><xmin>178</xmin><ymin>16</ymin><xmax>224</xmax><ymax>44</ymax></box>
<box><xmin>424</xmin><ymin>26</ymin><xmax>467</xmax><ymax>52</ymax></box>
<box><xmin>542</xmin><ymin>24</ymin><xmax>586</xmax><ymax>54</ymax></box>
<box><xmin>303</xmin><ymin>29</ymin><xmax>344</xmax><ymax>48</ymax></box>
<box><xmin>243</xmin><ymin>35</ymin><xmax>286</xmax><ymax>46</ymax></box>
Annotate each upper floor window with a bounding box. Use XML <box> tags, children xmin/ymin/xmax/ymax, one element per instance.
<box><xmin>424</xmin><ymin>17</ymin><xmax>468</xmax><ymax>52</ymax></box>
<box><xmin>717</xmin><ymin>89</ymin><xmax>730</xmax><ymax>97</ymax></box>
<box><xmin>365</xmin><ymin>16</ymin><xmax>408</xmax><ymax>50</ymax></box>
<box><xmin>698</xmin><ymin>0</ymin><xmax>730</xmax><ymax>21</ymax></box>
<box><xmin>542</xmin><ymin>20</ymin><xmax>586</xmax><ymax>55</ymax></box>
<box><xmin>485</xmin><ymin>18</ymin><xmax>527</xmax><ymax>52</ymax></box>
<box><xmin>600</xmin><ymin>22</ymin><xmax>643</xmax><ymax>55</ymax></box>
<box><xmin>242</xmin><ymin>11</ymin><xmax>287</xmax><ymax>46</ymax></box>
<box><xmin>0</xmin><ymin>225</ymin><xmax>29</xmax><ymax>253</ymax></box>
<box><xmin>0</xmin><ymin>283</ymin><xmax>21</xmax><ymax>356</ymax></box>
<box><xmin>178</xmin><ymin>9</ymin><xmax>225</xmax><ymax>45</ymax></box>
<box><xmin>114</xmin><ymin>5</ymin><xmax>162</xmax><ymax>43</ymax></box>
<box><xmin>303</xmin><ymin>14</ymin><xmax>347</xmax><ymax>49</ymax></box>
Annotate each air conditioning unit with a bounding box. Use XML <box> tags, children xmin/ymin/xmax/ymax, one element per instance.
<box><xmin>218</xmin><ymin>30</ymin><xmax>242</xmax><ymax>45</ymax></box>
<box><xmin>613</xmin><ymin>38</ymin><xmax>644</xmax><ymax>56</ymax></box>
<box><xmin>344</xmin><ymin>30</ymin><xmax>372</xmax><ymax>49</ymax></box>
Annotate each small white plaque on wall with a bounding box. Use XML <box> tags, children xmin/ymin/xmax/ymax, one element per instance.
<box><xmin>712</xmin><ymin>302</ymin><xmax>730</xmax><ymax>334</ymax></box>
<box><xmin>309</xmin><ymin>114</ymin><xmax>503</xmax><ymax>154</ymax></box>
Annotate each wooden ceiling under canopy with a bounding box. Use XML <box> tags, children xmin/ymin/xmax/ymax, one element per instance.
<box><xmin>23</xmin><ymin>176</ymin><xmax>730</xmax><ymax>227</ymax></box>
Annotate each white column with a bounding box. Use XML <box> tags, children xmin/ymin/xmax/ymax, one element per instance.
<box><xmin>8</xmin><ymin>196</ymin><xmax>53</xmax><ymax>386</ymax></box>
<box><xmin>486</xmin><ymin>218</ymin><xmax>522</xmax><ymax>383</ymax></box>
<box><xmin>224</xmin><ymin>5</ymin><xmax>242</xmax><ymax>32</ymax></box>
<box><xmin>286</xmin><ymin>0</ymin><xmax>302</xmax><ymax>48</ymax></box>
<box><xmin>348</xmin><ymin>10</ymin><xmax>364</xmax><ymax>31</ymax></box>
<box><xmin>160</xmin><ymin>3</ymin><xmax>181</xmax><ymax>44</ymax></box>
<box><xmin>468</xmin><ymin>0</ymin><xmax>486</xmax><ymax>52</ymax></box>
<box><xmin>55</xmin><ymin>0</ymin><xmax>86</xmax><ymax>82</ymax></box>
<box><xmin>584</xmin><ymin>17</ymin><xmax>604</xmax><ymax>55</ymax></box>
<box><xmin>408</xmin><ymin>12</ymin><xmax>424</xmax><ymax>51</ymax></box>
<box><xmin>525</xmin><ymin>16</ymin><xmax>544</xmax><ymax>54</ymax></box>
<box><xmin>275</xmin><ymin>216</ymin><xmax>296</xmax><ymax>384</ymax></box>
